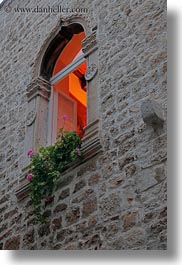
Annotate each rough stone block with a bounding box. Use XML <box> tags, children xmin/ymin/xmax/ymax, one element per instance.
<box><xmin>38</xmin><ymin>223</ymin><xmax>50</xmax><ymax>237</ymax></box>
<box><xmin>122</xmin><ymin>211</ymin><xmax>139</xmax><ymax>231</ymax></box>
<box><xmin>72</xmin><ymin>189</ymin><xmax>94</xmax><ymax>203</ymax></box>
<box><xmin>88</xmin><ymin>174</ymin><xmax>100</xmax><ymax>186</ymax></box>
<box><xmin>109</xmin><ymin>175</ymin><xmax>124</xmax><ymax>189</ymax></box>
<box><xmin>23</xmin><ymin>228</ymin><xmax>35</xmax><ymax>246</ymax></box>
<box><xmin>82</xmin><ymin>196</ymin><xmax>97</xmax><ymax>217</ymax></box>
<box><xmin>99</xmin><ymin>194</ymin><xmax>121</xmax><ymax>219</ymax></box>
<box><xmin>150</xmin><ymin>217</ymin><xmax>167</xmax><ymax>235</ymax></box>
<box><xmin>59</xmin><ymin>188</ymin><xmax>70</xmax><ymax>200</ymax></box>
<box><xmin>53</xmin><ymin>203</ymin><xmax>67</xmax><ymax>213</ymax></box>
<box><xmin>4</xmin><ymin>236</ymin><xmax>20</xmax><ymax>250</ymax></box>
<box><xmin>66</xmin><ymin>207</ymin><xmax>80</xmax><ymax>225</ymax></box>
<box><xmin>73</xmin><ymin>180</ymin><xmax>86</xmax><ymax>193</ymax></box>
<box><xmin>52</xmin><ymin>217</ymin><xmax>62</xmax><ymax>229</ymax></box>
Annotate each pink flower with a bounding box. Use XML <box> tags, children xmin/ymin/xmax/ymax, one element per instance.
<box><xmin>26</xmin><ymin>173</ymin><xmax>34</xmax><ymax>181</ymax></box>
<box><xmin>27</xmin><ymin>149</ymin><xmax>34</xmax><ymax>157</ymax></box>
<box><xmin>75</xmin><ymin>147</ymin><xmax>81</xmax><ymax>156</ymax></box>
<box><xmin>63</xmin><ymin>115</ymin><xmax>69</xmax><ymax>121</ymax></box>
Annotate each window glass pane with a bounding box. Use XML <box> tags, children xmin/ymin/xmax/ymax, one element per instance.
<box><xmin>57</xmin><ymin>92</ymin><xmax>77</xmax><ymax>133</ymax></box>
<box><xmin>53</xmin><ymin>60</ymin><xmax>87</xmax><ymax>138</ymax></box>
<box><xmin>51</xmin><ymin>28</ymin><xmax>87</xmax><ymax>141</ymax></box>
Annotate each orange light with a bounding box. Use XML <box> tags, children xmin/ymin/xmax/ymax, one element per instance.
<box><xmin>53</xmin><ymin>32</ymin><xmax>85</xmax><ymax>76</ymax></box>
<box><xmin>69</xmin><ymin>73</ymin><xmax>86</xmax><ymax>107</ymax></box>
<box><xmin>52</xmin><ymin>31</ymin><xmax>87</xmax><ymax>138</ymax></box>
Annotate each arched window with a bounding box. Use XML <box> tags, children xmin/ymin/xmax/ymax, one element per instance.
<box><xmin>49</xmin><ymin>30</ymin><xmax>87</xmax><ymax>143</ymax></box>
<box><xmin>17</xmin><ymin>20</ymin><xmax>102</xmax><ymax>200</ymax></box>
<box><xmin>24</xmin><ymin>20</ymin><xmax>101</xmax><ymax>170</ymax></box>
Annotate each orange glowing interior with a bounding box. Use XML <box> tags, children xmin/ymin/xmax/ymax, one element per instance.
<box><xmin>53</xmin><ymin>32</ymin><xmax>85</xmax><ymax>76</ymax></box>
<box><xmin>52</xmin><ymin>32</ymin><xmax>87</xmax><ymax>138</ymax></box>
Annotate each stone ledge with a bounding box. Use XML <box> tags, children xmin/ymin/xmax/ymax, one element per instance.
<box><xmin>15</xmin><ymin>166</ymin><xmax>30</xmax><ymax>201</ymax></box>
<box><xmin>15</xmin><ymin>182</ymin><xmax>30</xmax><ymax>201</ymax></box>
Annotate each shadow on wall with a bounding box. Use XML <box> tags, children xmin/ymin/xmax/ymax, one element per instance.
<box><xmin>8</xmin><ymin>11</ymin><xmax>178</xmax><ymax>260</ymax></box>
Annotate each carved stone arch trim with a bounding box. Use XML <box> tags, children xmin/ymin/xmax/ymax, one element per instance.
<box><xmin>32</xmin><ymin>14</ymin><xmax>94</xmax><ymax>80</ymax></box>
<box><xmin>60</xmin><ymin>13</ymin><xmax>94</xmax><ymax>36</ymax></box>
<box><xmin>32</xmin><ymin>20</ymin><xmax>62</xmax><ymax>81</ymax></box>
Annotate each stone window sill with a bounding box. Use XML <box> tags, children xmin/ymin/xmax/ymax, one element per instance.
<box><xmin>15</xmin><ymin>134</ymin><xmax>102</xmax><ymax>201</ymax></box>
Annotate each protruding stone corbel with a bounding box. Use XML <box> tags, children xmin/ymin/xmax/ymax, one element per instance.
<box><xmin>141</xmin><ymin>99</ymin><xmax>165</xmax><ymax>129</ymax></box>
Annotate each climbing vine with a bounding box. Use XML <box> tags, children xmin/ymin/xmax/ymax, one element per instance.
<box><xmin>26</xmin><ymin>116</ymin><xmax>82</xmax><ymax>223</ymax></box>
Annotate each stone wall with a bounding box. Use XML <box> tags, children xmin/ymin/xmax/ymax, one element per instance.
<box><xmin>0</xmin><ymin>0</ymin><xmax>167</xmax><ymax>250</ymax></box>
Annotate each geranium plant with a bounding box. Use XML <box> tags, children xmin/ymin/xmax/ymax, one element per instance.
<box><xmin>26</xmin><ymin>115</ymin><xmax>82</xmax><ymax>223</ymax></box>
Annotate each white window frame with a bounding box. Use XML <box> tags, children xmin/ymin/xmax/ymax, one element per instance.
<box><xmin>50</xmin><ymin>55</ymin><xmax>85</xmax><ymax>85</ymax></box>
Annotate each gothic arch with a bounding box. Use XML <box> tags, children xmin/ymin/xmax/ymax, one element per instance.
<box><xmin>25</xmin><ymin>14</ymin><xmax>101</xmax><ymax>169</ymax></box>
<box><xmin>32</xmin><ymin>14</ymin><xmax>93</xmax><ymax>81</ymax></box>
